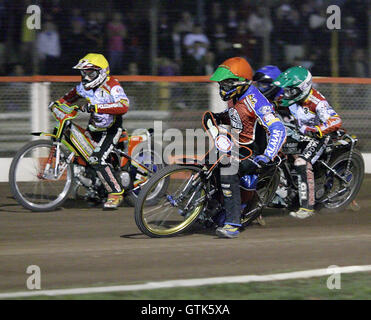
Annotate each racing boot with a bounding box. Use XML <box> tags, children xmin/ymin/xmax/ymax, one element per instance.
<box><xmin>289</xmin><ymin>207</ymin><xmax>315</xmax><ymax>219</ymax></box>
<box><xmin>216</xmin><ymin>223</ymin><xmax>241</xmax><ymax>239</ymax></box>
<box><xmin>103</xmin><ymin>193</ymin><xmax>124</xmax><ymax>210</ymax></box>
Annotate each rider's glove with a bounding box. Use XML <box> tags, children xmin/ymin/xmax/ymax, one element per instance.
<box><xmin>49</xmin><ymin>100</ymin><xmax>64</xmax><ymax>110</ymax></box>
<box><xmin>299</xmin><ymin>125</ymin><xmax>321</xmax><ymax>138</ymax></box>
<box><xmin>253</xmin><ymin>155</ymin><xmax>270</xmax><ymax>168</ymax></box>
<box><xmin>86</xmin><ymin>104</ymin><xmax>97</xmax><ymax>113</ymax></box>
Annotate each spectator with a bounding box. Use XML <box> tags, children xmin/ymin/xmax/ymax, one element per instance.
<box><xmin>9</xmin><ymin>63</ymin><xmax>25</xmax><ymax>77</ymax></box>
<box><xmin>107</xmin><ymin>12</ymin><xmax>127</xmax><ymax>74</ymax></box>
<box><xmin>172</xmin><ymin>22</ymin><xmax>184</xmax><ymax>62</ymax></box>
<box><xmin>274</xmin><ymin>4</ymin><xmax>305</xmax><ymax>67</ymax></box>
<box><xmin>299</xmin><ymin>2</ymin><xmax>314</xmax><ymax>50</ymax></box>
<box><xmin>205</xmin><ymin>2</ymin><xmax>222</xmax><ymax>36</ymax></box>
<box><xmin>308</xmin><ymin>4</ymin><xmax>329</xmax><ymax>52</ymax></box>
<box><xmin>308</xmin><ymin>47</ymin><xmax>330</xmax><ymax>77</ymax></box>
<box><xmin>176</xmin><ymin>11</ymin><xmax>194</xmax><ymax>35</ymax></box>
<box><xmin>225</xmin><ymin>8</ymin><xmax>239</xmax><ymax>38</ymax></box>
<box><xmin>246</xmin><ymin>6</ymin><xmax>272</xmax><ymax>67</ymax></box>
<box><xmin>63</xmin><ymin>19</ymin><xmax>88</xmax><ymax>74</ymax></box>
<box><xmin>213</xmin><ymin>38</ymin><xmax>234</xmax><ymax>65</ymax></box>
<box><xmin>340</xmin><ymin>16</ymin><xmax>362</xmax><ymax>76</ymax></box>
<box><xmin>126</xmin><ymin>61</ymin><xmax>139</xmax><ymax>75</ymax></box>
<box><xmin>209</xmin><ymin>23</ymin><xmax>227</xmax><ymax>50</ymax></box>
<box><xmin>158</xmin><ymin>14</ymin><xmax>173</xmax><ymax>59</ymax></box>
<box><xmin>86</xmin><ymin>11</ymin><xmax>105</xmax><ymax>53</ymax></box>
<box><xmin>157</xmin><ymin>57</ymin><xmax>179</xmax><ymax>76</ymax></box>
<box><xmin>200</xmin><ymin>51</ymin><xmax>216</xmax><ymax>76</ymax></box>
<box><xmin>36</xmin><ymin>21</ymin><xmax>61</xmax><ymax>75</ymax></box>
<box><xmin>20</xmin><ymin>1</ymin><xmax>36</xmax><ymax>75</ymax></box>
<box><xmin>351</xmin><ymin>49</ymin><xmax>369</xmax><ymax>78</ymax></box>
<box><xmin>231</xmin><ymin>21</ymin><xmax>253</xmax><ymax>63</ymax></box>
<box><xmin>70</xmin><ymin>8</ymin><xmax>85</xmax><ymax>28</ymax></box>
<box><xmin>183</xmin><ymin>24</ymin><xmax>209</xmax><ymax>62</ymax></box>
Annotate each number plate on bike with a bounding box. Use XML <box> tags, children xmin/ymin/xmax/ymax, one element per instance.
<box><xmin>215</xmin><ymin>135</ymin><xmax>233</xmax><ymax>153</ymax></box>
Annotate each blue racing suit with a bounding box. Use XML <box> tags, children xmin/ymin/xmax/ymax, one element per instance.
<box><xmin>213</xmin><ymin>84</ymin><xmax>286</xmax><ymax>225</ymax></box>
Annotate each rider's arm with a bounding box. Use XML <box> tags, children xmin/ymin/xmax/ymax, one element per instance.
<box><xmin>57</xmin><ymin>87</ymin><xmax>81</xmax><ymax>104</ymax></box>
<box><xmin>93</xmin><ymin>85</ymin><xmax>129</xmax><ymax>115</ymax></box>
<box><xmin>314</xmin><ymin>101</ymin><xmax>342</xmax><ymax>137</ymax></box>
<box><xmin>254</xmin><ymin>105</ymin><xmax>287</xmax><ymax>160</ymax></box>
<box><xmin>212</xmin><ymin>109</ymin><xmax>231</xmax><ymax>125</ymax></box>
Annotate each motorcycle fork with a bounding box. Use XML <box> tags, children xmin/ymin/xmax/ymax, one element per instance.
<box><xmin>41</xmin><ymin>142</ymin><xmax>74</xmax><ymax>180</ymax></box>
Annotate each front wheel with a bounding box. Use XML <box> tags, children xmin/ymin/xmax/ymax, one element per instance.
<box><xmin>134</xmin><ymin>165</ymin><xmax>206</xmax><ymax>238</ymax></box>
<box><xmin>321</xmin><ymin>149</ymin><xmax>364</xmax><ymax>212</ymax></box>
<box><xmin>9</xmin><ymin>140</ymin><xmax>73</xmax><ymax>212</ymax></box>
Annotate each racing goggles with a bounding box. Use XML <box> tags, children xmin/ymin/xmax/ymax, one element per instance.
<box><xmin>80</xmin><ymin>69</ymin><xmax>99</xmax><ymax>81</ymax></box>
<box><xmin>219</xmin><ymin>78</ymin><xmax>247</xmax><ymax>93</ymax></box>
<box><xmin>283</xmin><ymin>86</ymin><xmax>301</xmax><ymax>100</ymax></box>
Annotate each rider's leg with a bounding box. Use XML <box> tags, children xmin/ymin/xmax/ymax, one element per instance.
<box><xmin>290</xmin><ymin>157</ymin><xmax>315</xmax><ymax>219</ymax></box>
<box><xmin>216</xmin><ymin>173</ymin><xmax>241</xmax><ymax>238</ymax></box>
<box><xmin>89</xmin><ymin>128</ymin><xmax>124</xmax><ymax>209</ymax></box>
<box><xmin>290</xmin><ymin>136</ymin><xmax>328</xmax><ymax>219</ymax></box>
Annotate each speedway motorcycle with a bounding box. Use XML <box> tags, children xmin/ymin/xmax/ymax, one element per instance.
<box><xmin>269</xmin><ymin>122</ymin><xmax>365</xmax><ymax>213</ymax></box>
<box><xmin>134</xmin><ymin>112</ymin><xmax>364</xmax><ymax>238</ymax></box>
<box><xmin>9</xmin><ymin>102</ymin><xmax>166</xmax><ymax>211</ymax></box>
<box><xmin>134</xmin><ymin>111</ymin><xmax>281</xmax><ymax>238</ymax></box>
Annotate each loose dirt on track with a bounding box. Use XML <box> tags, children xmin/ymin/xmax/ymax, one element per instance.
<box><xmin>0</xmin><ymin>177</ymin><xmax>370</xmax><ymax>293</ymax></box>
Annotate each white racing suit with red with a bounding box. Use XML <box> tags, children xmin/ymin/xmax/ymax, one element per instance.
<box><xmin>288</xmin><ymin>88</ymin><xmax>342</xmax><ymax>210</ymax></box>
<box><xmin>56</xmin><ymin>77</ymin><xmax>129</xmax><ymax>196</ymax></box>
<box><xmin>212</xmin><ymin>84</ymin><xmax>286</xmax><ymax>226</ymax></box>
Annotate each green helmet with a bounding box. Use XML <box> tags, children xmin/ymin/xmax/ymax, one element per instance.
<box><xmin>273</xmin><ymin>66</ymin><xmax>312</xmax><ymax>107</ymax></box>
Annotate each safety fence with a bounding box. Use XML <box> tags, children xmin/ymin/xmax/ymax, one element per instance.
<box><xmin>0</xmin><ymin>76</ymin><xmax>370</xmax><ymax>158</ymax></box>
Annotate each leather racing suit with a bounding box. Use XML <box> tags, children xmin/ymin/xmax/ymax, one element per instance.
<box><xmin>286</xmin><ymin>88</ymin><xmax>342</xmax><ymax>210</ymax></box>
<box><xmin>57</xmin><ymin>76</ymin><xmax>129</xmax><ymax>196</ymax></box>
<box><xmin>213</xmin><ymin>84</ymin><xmax>287</xmax><ymax>226</ymax></box>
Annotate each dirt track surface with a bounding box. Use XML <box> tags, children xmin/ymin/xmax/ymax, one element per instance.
<box><xmin>0</xmin><ymin>178</ymin><xmax>370</xmax><ymax>293</ymax></box>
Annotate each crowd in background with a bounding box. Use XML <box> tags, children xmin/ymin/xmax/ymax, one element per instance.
<box><xmin>0</xmin><ymin>0</ymin><xmax>369</xmax><ymax>78</ymax></box>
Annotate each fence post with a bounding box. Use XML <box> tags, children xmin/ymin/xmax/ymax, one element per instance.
<box><xmin>31</xmin><ymin>82</ymin><xmax>50</xmax><ymax>139</ymax></box>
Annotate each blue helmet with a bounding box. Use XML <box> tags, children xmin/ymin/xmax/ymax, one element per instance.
<box><xmin>253</xmin><ymin>65</ymin><xmax>283</xmax><ymax>100</ymax></box>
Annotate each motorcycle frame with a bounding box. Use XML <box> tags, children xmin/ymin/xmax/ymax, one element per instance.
<box><xmin>31</xmin><ymin>104</ymin><xmax>154</xmax><ymax>180</ymax></box>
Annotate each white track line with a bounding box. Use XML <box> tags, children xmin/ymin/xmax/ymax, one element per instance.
<box><xmin>1</xmin><ymin>265</ymin><xmax>370</xmax><ymax>299</ymax></box>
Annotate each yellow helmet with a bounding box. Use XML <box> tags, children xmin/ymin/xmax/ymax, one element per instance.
<box><xmin>73</xmin><ymin>53</ymin><xmax>110</xmax><ymax>89</ymax></box>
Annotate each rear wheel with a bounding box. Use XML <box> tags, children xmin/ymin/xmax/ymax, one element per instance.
<box><xmin>125</xmin><ymin>142</ymin><xmax>167</xmax><ymax>206</ymax></box>
<box><xmin>9</xmin><ymin>140</ymin><xmax>73</xmax><ymax>211</ymax></box>
<box><xmin>134</xmin><ymin>165</ymin><xmax>206</xmax><ymax>238</ymax></box>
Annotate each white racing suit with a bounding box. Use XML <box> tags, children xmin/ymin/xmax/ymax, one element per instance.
<box><xmin>287</xmin><ymin>88</ymin><xmax>342</xmax><ymax>210</ymax></box>
<box><xmin>57</xmin><ymin>77</ymin><xmax>129</xmax><ymax>196</ymax></box>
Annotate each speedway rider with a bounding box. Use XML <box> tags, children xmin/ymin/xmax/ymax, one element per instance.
<box><xmin>209</xmin><ymin>57</ymin><xmax>287</xmax><ymax>238</ymax></box>
<box><xmin>53</xmin><ymin>53</ymin><xmax>129</xmax><ymax>209</ymax></box>
<box><xmin>273</xmin><ymin>66</ymin><xmax>343</xmax><ymax>219</ymax></box>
